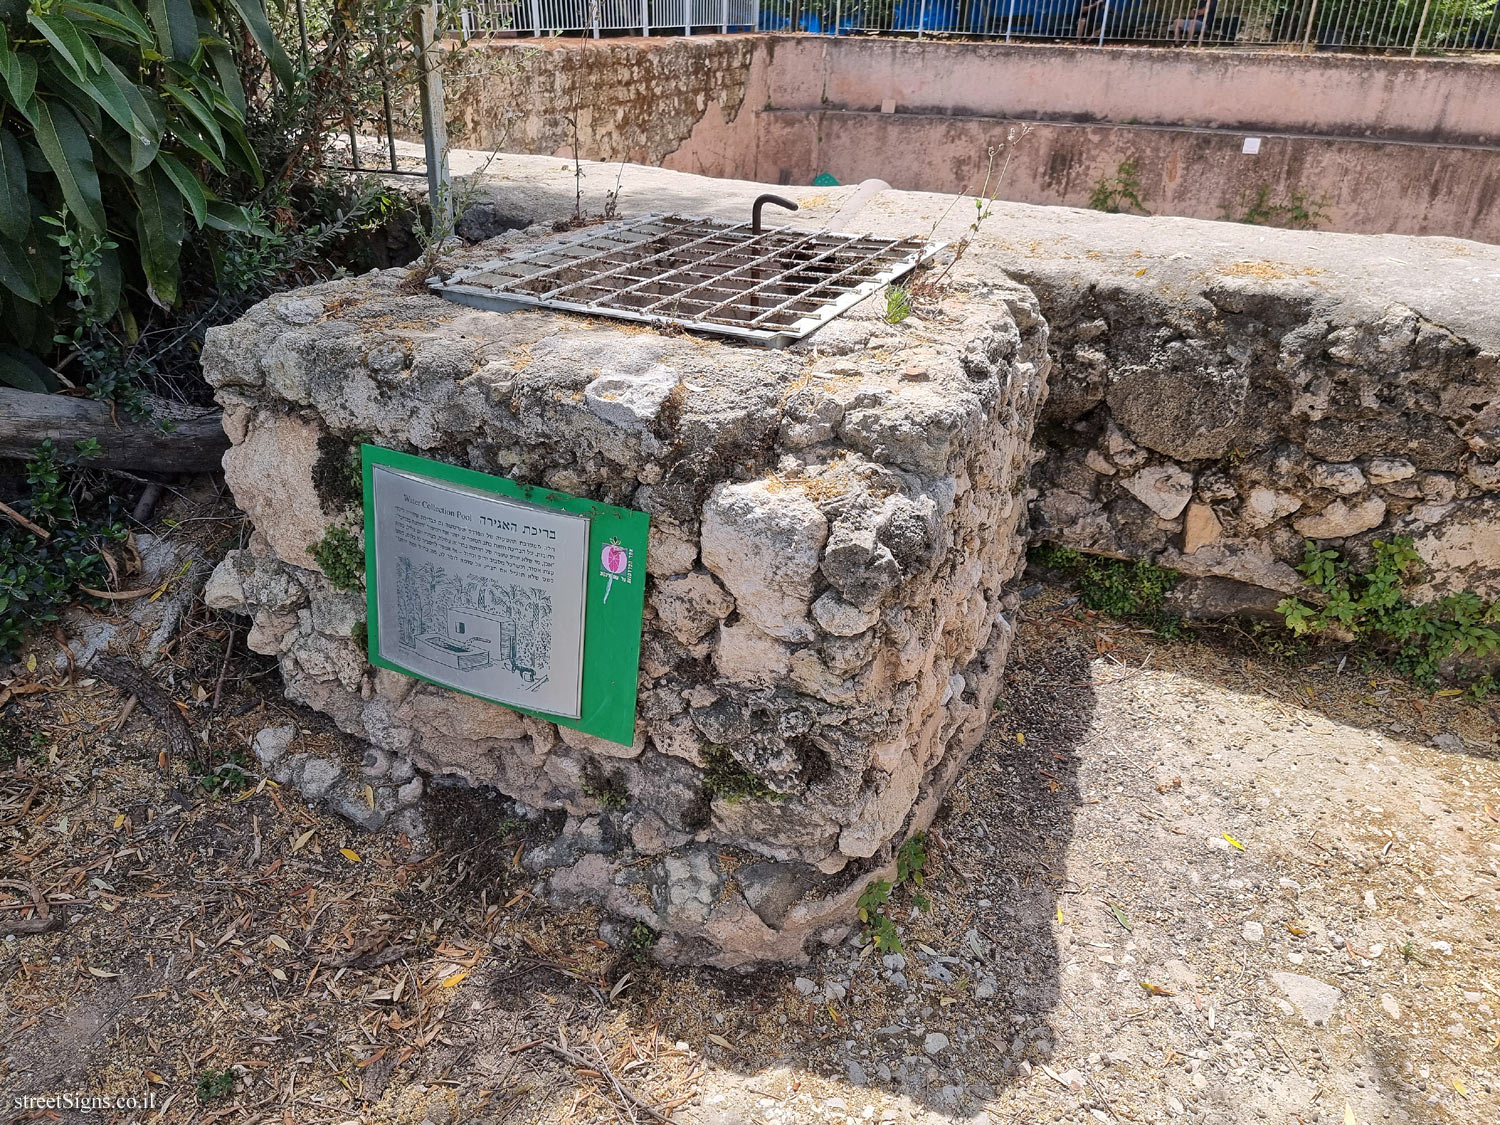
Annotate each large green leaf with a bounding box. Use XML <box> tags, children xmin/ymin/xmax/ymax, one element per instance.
<box><xmin>163</xmin><ymin>82</ymin><xmax>224</xmax><ymax>154</ymax></box>
<box><xmin>165</xmin><ymin>119</ymin><xmax>227</xmax><ymax>174</ymax></box>
<box><xmin>0</xmin><ymin>235</ymin><xmax>41</xmax><ymax>304</ymax></box>
<box><xmin>63</xmin><ymin>3</ymin><xmax>156</xmax><ymax>46</ymax></box>
<box><xmin>0</xmin><ymin>219</ymin><xmax>63</xmax><ymax>307</ymax></box>
<box><xmin>155</xmin><ymin>150</ymin><xmax>207</xmax><ymax>228</ymax></box>
<box><xmin>219</xmin><ymin>114</ymin><xmax>262</xmax><ymax>186</ymax></box>
<box><xmin>0</xmin><ymin>128</ymin><xmax>26</xmax><ymax>241</ymax></box>
<box><xmin>227</xmin><ymin>0</ymin><xmax>295</xmax><ymax>87</ymax></box>
<box><xmin>203</xmin><ymin>38</ymin><xmax>245</xmax><ymax>117</ymax></box>
<box><xmin>146</xmin><ymin>0</ymin><xmax>198</xmax><ymax>62</ymax></box>
<box><xmin>204</xmin><ymin>198</ymin><xmax>264</xmax><ymax>235</ymax></box>
<box><xmin>93</xmin><ymin>242</ymin><xmax>121</xmax><ymax>322</ymax></box>
<box><xmin>0</xmin><ymin>29</ymin><xmax>39</xmax><ymax>112</ymax></box>
<box><xmin>27</xmin><ymin>11</ymin><xmax>102</xmax><ymax>78</ymax></box>
<box><xmin>29</xmin><ymin>99</ymin><xmax>106</xmax><ymax>234</ymax></box>
<box><xmin>58</xmin><ymin>58</ymin><xmax>136</xmax><ymax>138</ymax></box>
<box><xmin>135</xmin><ymin>163</ymin><xmax>184</xmax><ymax>306</ymax></box>
<box><xmin>98</xmin><ymin>53</ymin><xmax>164</xmax><ymax>172</ymax></box>
<box><xmin>0</xmin><ymin>346</ymin><xmax>57</xmax><ymax>392</ymax></box>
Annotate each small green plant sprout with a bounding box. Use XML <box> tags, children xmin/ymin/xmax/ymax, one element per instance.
<box><xmin>308</xmin><ymin>525</ymin><xmax>365</xmax><ymax>592</ymax></box>
<box><xmin>627</xmin><ymin>921</ymin><xmax>658</xmax><ymax>963</ymax></box>
<box><xmin>1088</xmin><ymin>159</ymin><xmax>1149</xmax><ymax>215</ymax></box>
<box><xmin>1275</xmin><ymin>537</ymin><xmax>1500</xmax><ymax>691</ymax></box>
<box><xmin>897</xmin><ymin>831</ymin><xmax>928</xmax><ymax>889</ymax></box>
<box><xmin>195</xmin><ymin>749</ymin><xmax>253</xmax><ymax>798</ymax></box>
<box><xmin>857</xmin><ymin>879</ymin><xmax>903</xmax><ymax>953</ymax></box>
<box><xmin>196</xmin><ymin>1068</ymin><xmax>236</xmax><ymax>1102</ymax></box>
<box><xmin>885</xmin><ymin>284</ymin><xmax>914</xmax><ymax>324</ymax></box>
<box><xmin>582</xmin><ymin>759</ymin><xmax>629</xmax><ymax>810</ymax></box>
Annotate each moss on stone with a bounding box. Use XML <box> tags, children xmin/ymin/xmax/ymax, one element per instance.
<box><xmin>702</xmin><ymin>745</ymin><xmax>782</xmax><ymax>804</ymax></box>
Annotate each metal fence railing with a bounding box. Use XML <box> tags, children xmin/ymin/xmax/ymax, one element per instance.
<box><xmin>454</xmin><ymin>0</ymin><xmax>759</xmax><ymax>35</ymax></box>
<box><xmin>453</xmin><ymin>0</ymin><xmax>1498</xmax><ymax>49</ymax></box>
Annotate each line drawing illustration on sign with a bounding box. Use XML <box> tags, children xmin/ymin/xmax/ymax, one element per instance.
<box><xmin>395</xmin><ymin>559</ymin><xmax>553</xmax><ymax>690</ymax></box>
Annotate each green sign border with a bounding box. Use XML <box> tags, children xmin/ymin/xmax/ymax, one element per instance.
<box><xmin>361</xmin><ymin>445</ymin><xmax>649</xmax><ymax>746</ymax></box>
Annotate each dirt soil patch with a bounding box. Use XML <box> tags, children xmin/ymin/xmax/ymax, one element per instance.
<box><xmin>2</xmin><ymin>577</ymin><xmax>1497</xmax><ymax>1124</ymax></box>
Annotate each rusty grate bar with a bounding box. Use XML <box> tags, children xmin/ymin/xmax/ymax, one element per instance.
<box><xmin>430</xmin><ymin>215</ymin><xmax>943</xmax><ymax>348</ymax></box>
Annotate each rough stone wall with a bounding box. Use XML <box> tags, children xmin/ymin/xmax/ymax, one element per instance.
<box><xmin>199</xmin><ymin>229</ymin><xmax>1049</xmax><ymax>969</ymax></box>
<box><xmin>431</xmin><ymin>38</ymin><xmax>758</xmax><ymax>168</ymax></box>
<box><xmin>1025</xmin><ymin>278</ymin><xmax>1500</xmax><ymax>616</ymax></box>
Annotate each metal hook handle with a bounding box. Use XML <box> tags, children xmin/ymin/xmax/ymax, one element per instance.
<box><xmin>752</xmin><ymin>193</ymin><xmax>799</xmax><ymax>234</ymax></box>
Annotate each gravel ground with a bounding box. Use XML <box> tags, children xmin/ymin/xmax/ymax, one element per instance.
<box><xmin>654</xmin><ymin>590</ymin><xmax>1500</xmax><ymax>1125</ymax></box>
<box><xmin>2</xmin><ymin>577</ymin><xmax>1497</xmax><ymax>1125</ymax></box>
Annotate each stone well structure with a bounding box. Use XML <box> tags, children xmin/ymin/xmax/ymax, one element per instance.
<box><xmin>201</xmin><ymin>154</ymin><xmax>1500</xmax><ymax>966</ymax></box>
<box><xmin>201</xmin><ymin>225</ymin><xmax>1049</xmax><ymax>968</ymax></box>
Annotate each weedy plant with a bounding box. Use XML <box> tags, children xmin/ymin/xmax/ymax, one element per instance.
<box><xmin>857</xmin><ymin>830</ymin><xmax>932</xmax><ymax>954</ymax></box>
<box><xmin>0</xmin><ymin>439</ymin><xmax>128</xmax><ymax>661</ymax></box>
<box><xmin>1224</xmin><ymin>186</ymin><xmax>1329</xmax><ymax>231</ymax></box>
<box><xmin>1277</xmin><ymin>537</ymin><xmax>1500</xmax><ymax>692</ymax></box>
<box><xmin>1088</xmin><ymin>158</ymin><xmax>1149</xmax><ymax>215</ymax></box>
<box><xmin>627</xmin><ymin>921</ymin><xmax>658</xmax><ymax>963</ymax></box>
<box><xmin>1030</xmin><ymin>544</ymin><xmax>1183</xmax><ymax>637</ymax></box>
<box><xmin>702</xmin><ymin>745</ymin><xmax>783</xmax><ymax>804</ymax></box>
<box><xmin>196</xmin><ymin>1068</ymin><xmax>236</xmax><ymax>1102</ymax></box>
<box><xmin>909</xmin><ymin>125</ymin><xmax>1032</xmax><ymax>304</ymax></box>
<box><xmin>885</xmin><ymin>283</ymin><xmax>914</xmax><ymax>324</ymax></box>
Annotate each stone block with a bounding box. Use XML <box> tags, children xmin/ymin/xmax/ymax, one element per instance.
<box><xmin>201</xmin><ymin>254</ymin><xmax>1049</xmax><ymax>969</ymax></box>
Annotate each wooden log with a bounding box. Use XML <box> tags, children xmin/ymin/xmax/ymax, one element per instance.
<box><xmin>0</xmin><ymin>388</ymin><xmax>228</xmax><ymax>473</ymax></box>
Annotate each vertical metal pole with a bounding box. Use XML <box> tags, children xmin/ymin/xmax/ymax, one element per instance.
<box><xmin>1301</xmin><ymin>0</ymin><xmax>1320</xmax><ymax>49</ymax></box>
<box><xmin>592</xmin><ymin>0</ymin><xmax>601</xmax><ymax>35</ymax></box>
<box><xmin>1099</xmin><ymin>0</ymin><xmax>1109</xmax><ymax>44</ymax></box>
<box><xmin>833</xmin><ymin>0</ymin><xmax>840</xmax><ymax>34</ymax></box>
<box><xmin>375</xmin><ymin>24</ymin><xmax>399</xmax><ymax>173</ymax></box>
<box><xmin>1005</xmin><ymin>0</ymin><xmax>1014</xmax><ymax>40</ymax></box>
<box><xmin>1409</xmin><ymin>0</ymin><xmax>1432</xmax><ymax>54</ymax></box>
<box><xmin>531</xmin><ymin>0</ymin><xmax>542</xmax><ymax>35</ymax></box>
<box><xmin>722</xmin><ymin>0</ymin><xmax>729</xmax><ymax>32</ymax></box>
<box><xmin>1196</xmin><ymin>0</ymin><xmax>1207</xmax><ymax>45</ymax></box>
<box><xmin>917</xmin><ymin>0</ymin><xmax>926</xmax><ymax>37</ymax></box>
<box><xmin>414</xmin><ymin>2</ymin><xmax>452</xmax><ymax>229</ymax></box>
<box><xmin>642</xmin><ymin>0</ymin><xmax>650</xmax><ymax>35</ymax></box>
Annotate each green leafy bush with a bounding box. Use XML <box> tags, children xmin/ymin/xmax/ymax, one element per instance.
<box><xmin>0</xmin><ymin>437</ymin><xmax>126</xmax><ymax>659</ymax></box>
<box><xmin>1277</xmin><ymin>537</ymin><xmax>1500</xmax><ymax>691</ymax></box>
<box><xmin>0</xmin><ymin>0</ymin><xmax>290</xmax><ymax>366</ymax></box>
<box><xmin>1030</xmin><ymin>543</ymin><xmax>1182</xmax><ymax>635</ymax></box>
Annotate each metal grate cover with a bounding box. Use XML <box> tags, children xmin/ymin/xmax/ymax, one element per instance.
<box><xmin>429</xmin><ymin>215</ymin><xmax>943</xmax><ymax>348</ymax></box>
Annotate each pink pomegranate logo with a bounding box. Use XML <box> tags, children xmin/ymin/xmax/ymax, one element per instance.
<box><xmin>600</xmin><ymin>540</ymin><xmax>632</xmax><ymax>602</ymax></box>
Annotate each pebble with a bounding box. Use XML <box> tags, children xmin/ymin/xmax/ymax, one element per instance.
<box><xmin>793</xmin><ymin>976</ymin><xmax>816</xmax><ymax>996</ymax></box>
<box><xmin>1241</xmin><ymin>921</ymin><xmax>1265</xmax><ymax>943</ymax></box>
<box><xmin>924</xmin><ymin>1032</ymin><xmax>949</xmax><ymax>1055</ymax></box>
<box><xmin>1381</xmin><ymin>993</ymin><xmax>1401</xmax><ymax>1019</ymax></box>
<box><xmin>845</xmin><ymin>1060</ymin><xmax>867</xmax><ymax>1086</ymax></box>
